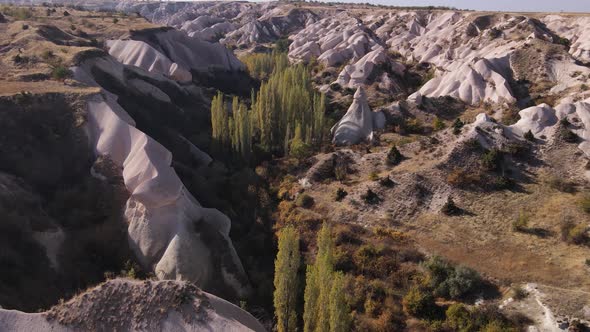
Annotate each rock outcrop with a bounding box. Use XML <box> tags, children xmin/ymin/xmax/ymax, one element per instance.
<box><xmin>331</xmin><ymin>87</ymin><xmax>383</xmax><ymax>145</ymax></box>
<box><xmin>0</xmin><ymin>279</ymin><xmax>265</xmax><ymax>332</ymax></box>
<box><xmin>72</xmin><ymin>54</ymin><xmax>250</xmax><ymax>298</ymax></box>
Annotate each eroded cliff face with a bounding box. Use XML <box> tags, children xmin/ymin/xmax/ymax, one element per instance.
<box><xmin>0</xmin><ymin>4</ymin><xmax>261</xmax><ymax>322</ymax></box>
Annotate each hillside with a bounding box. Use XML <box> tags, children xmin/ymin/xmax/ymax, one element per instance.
<box><xmin>0</xmin><ymin>1</ymin><xmax>589</xmax><ymax>332</ymax></box>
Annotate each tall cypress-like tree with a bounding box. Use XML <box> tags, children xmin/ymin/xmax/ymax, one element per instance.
<box><xmin>329</xmin><ymin>272</ymin><xmax>350</xmax><ymax>332</ymax></box>
<box><xmin>303</xmin><ymin>223</ymin><xmax>335</xmax><ymax>332</ymax></box>
<box><xmin>274</xmin><ymin>226</ymin><xmax>300</xmax><ymax>332</ymax></box>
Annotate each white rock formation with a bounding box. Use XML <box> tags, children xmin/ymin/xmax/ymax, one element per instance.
<box><xmin>544</xmin><ymin>15</ymin><xmax>590</xmax><ymax>64</ymax></box>
<box><xmin>289</xmin><ymin>12</ymin><xmax>380</xmax><ymax>66</ymax></box>
<box><xmin>336</xmin><ymin>46</ymin><xmax>405</xmax><ymax>88</ymax></box>
<box><xmin>331</xmin><ymin>87</ymin><xmax>383</xmax><ymax>145</ymax></box>
<box><xmin>555</xmin><ymin>99</ymin><xmax>590</xmax><ymax>157</ymax></box>
<box><xmin>134</xmin><ymin>29</ymin><xmax>245</xmax><ymax>73</ymax></box>
<box><xmin>107</xmin><ymin>39</ymin><xmax>193</xmax><ymax>83</ymax></box>
<box><xmin>72</xmin><ymin>56</ymin><xmax>249</xmax><ymax>297</ymax></box>
<box><xmin>511</xmin><ymin>104</ymin><xmax>558</xmax><ymax>137</ymax></box>
<box><xmin>419</xmin><ymin>57</ymin><xmax>515</xmax><ymax>105</ymax></box>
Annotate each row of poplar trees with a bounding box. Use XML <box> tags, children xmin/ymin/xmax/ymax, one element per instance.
<box><xmin>210</xmin><ymin>51</ymin><xmax>326</xmax><ymax>163</ymax></box>
<box><xmin>274</xmin><ymin>224</ymin><xmax>350</xmax><ymax>332</ymax></box>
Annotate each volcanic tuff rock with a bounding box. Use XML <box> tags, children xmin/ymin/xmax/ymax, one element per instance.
<box><xmin>0</xmin><ymin>279</ymin><xmax>265</xmax><ymax>332</ymax></box>
<box><xmin>73</xmin><ymin>54</ymin><xmax>251</xmax><ymax>298</ymax></box>
<box><xmin>331</xmin><ymin>86</ymin><xmax>385</xmax><ymax>145</ymax></box>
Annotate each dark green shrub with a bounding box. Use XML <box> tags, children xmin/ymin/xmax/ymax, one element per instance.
<box><xmin>51</xmin><ymin>65</ymin><xmax>71</xmax><ymax>81</ymax></box>
<box><xmin>523</xmin><ymin>130</ymin><xmax>535</xmax><ymax>141</ymax></box>
<box><xmin>386</xmin><ymin>145</ymin><xmax>403</xmax><ymax>166</ymax></box>
<box><xmin>378</xmin><ymin>176</ymin><xmax>394</xmax><ymax>187</ymax></box>
<box><xmin>402</xmin><ymin>286</ymin><xmax>437</xmax><ymax>319</ymax></box>
<box><xmin>334</xmin><ymin>188</ymin><xmax>347</xmax><ymax>201</ymax></box>
<box><xmin>512</xmin><ymin>286</ymin><xmax>528</xmax><ymax>300</ymax></box>
<box><xmin>441</xmin><ymin>197</ymin><xmax>460</xmax><ymax>216</ymax></box>
<box><xmin>330</xmin><ymin>82</ymin><xmax>342</xmax><ymax>91</ymax></box>
<box><xmin>295</xmin><ymin>193</ymin><xmax>314</xmax><ymax>208</ymax></box>
<box><xmin>423</xmin><ymin>256</ymin><xmax>482</xmax><ymax>300</ymax></box>
<box><xmin>452</xmin><ymin>118</ymin><xmax>464</xmax><ymax>135</ymax></box>
<box><xmin>274</xmin><ymin>38</ymin><xmax>291</xmax><ymax>52</ymax></box>
<box><xmin>113</xmin><ymin>17</ymin><xmax>119</xmax><ymax>24</ymax></box>
<box><xmin>63</xmin><ymin>10</ymin><xmax>70</xmax><ymax>16</ymax></box>
<box><xmin>361</xmin><ymin>189</ymin><xmax>380</xmax><ymax>205</ymax></box>
<box><xmin>481</xmin><ymin>149</ymin><xmax>502</xmax><ymax>171</ymax></box>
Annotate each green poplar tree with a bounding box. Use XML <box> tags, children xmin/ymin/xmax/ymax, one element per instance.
<box><xmin>273</xmin><ymin>226</ymin><xmax>300</xmax><ymax>332</ymax></box>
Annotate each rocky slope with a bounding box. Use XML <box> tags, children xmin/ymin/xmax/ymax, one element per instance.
<box><xmin>0</xmin><ymin>279</ymin><xmax>265</xmax><ymax>332</ymax></box>
<box><xmin>0</xmin><ymin>4</ymin><xmax>266</xmax><ymax>329</ymax></box>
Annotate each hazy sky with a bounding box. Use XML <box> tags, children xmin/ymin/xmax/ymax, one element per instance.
<box><xmin>317</xmin><ymin>0</ymin><xmax>590</xmax><ymax>13</ymax></box>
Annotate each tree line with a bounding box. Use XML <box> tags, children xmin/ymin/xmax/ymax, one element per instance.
<box><xmin>210</xmin><ymin>52</ymin><xmax>326</xmax><ymax>163</ymax></box>
<box><xmin>274</xmin><ymin>223</ymin><xmax>350</xmax><ymax>332</ymax></box>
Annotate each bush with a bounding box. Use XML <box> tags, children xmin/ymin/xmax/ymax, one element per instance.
<box><xmin>512</xmin><ymin>286</ymin><xmax>528</xmax><ymax>300</ymax></box>
<box><xmin>452</xmin><ymin>118</ymin><xmax>464</xmax><ymax>135</ymax></box>
<box><xmin>560</xmin><ymin>218</ymin><xmax>588</xmax><ymax>245</ymax></box>
<box><xmin>481</xmin><ymin>149</ymin><xmax>502</xmax><ymax>171</ymax></box>
<box><xmin>274</xmin><ymin>38</ymin><xmax>291</xmax><ymax>53</ymax></box>
<box><xmin>579</xmin><ymin>196</ymin><xmax>590</xmax><ymax>214</ymax></box>
<box><xmin>547</xmin><ymin>176</ymin><xmax>576</xmax><ymax>193</ymax></box>
<box><xmin>378</xmin><ymin>176</ymin><xmax>394</xmax><ymax>187</ymax></box>
<box><xmin>523</xmin><ymin>130</ymin><xmax>535</xmax><ymax>141</ymax></box>
<box><xmin>40</xmin><ymin>50</ymin><xmax>54</xmax><ymax>61</ymax></box>
<box><xmin>334</xmin><ymin>164</ymin><xmax>347</xmax><ymax>181</ymax></box>
<box><xmin>295</xmin><ymin>193</ymin><xmax>314</xmax><ymax>208</ymax></box>
<box><xmin>334</xmin><ymin>188</ymin><xmax>347</xmax><ymax>201</ymax></box>
<box><xmin>361</xmin><ymin>189</ymin><xmax>380</xmax><ymax>205</ymax></box>
<box><xmin>63</xmin><ymin>10</ymin><xmax>70</xmax><ymax>16</ymax></box>
<box><xmin>112</xmin><ymin>17</ymin><xmax>119</xmax><ymax>24</ymax></box>
<box><xmin>512</xmin><ymin>211</ymin><xmax>529</xmax><ymax>232</ymax></box>
<box><xmin>403</xmin><ymin>118</ymin><xmax>424</xmax><ymax>134</ymax></box>
<box><xmin>22</xmin><ymin>23</ymin><xmax>28</xmax><ymax>30</ymax></box>
<box><xmin>441</xmin><ymin>197</ymin><xmax>461</xmax><ymax>216</ymax></box>
<box><xmin>423</xmin><ymin>256</ymin><xmax>482</xmax><ymax>300</ymax></box>
<box><xmin>402</xmin><ymin>286</ymin><xmax>437</xmax><ymax>319</ymax></box>
<box><xmin>51</xmin><ymin>65</ymin><xmax>71</xmax><ymax>81</ymax></box>
<box><xmin>386</xmin><ymin>145</ymin><xmax>403</xmax><ymax>166</ymax></box>
<box><xmin>368</xmin><ymin>171</ymin><xmax>379</xmax><ymax>181</ymax></box>
<box><xmin>445</xmin><ymin>303</ymin><xmax>473</xmax><ymax>331</ymax></box>
<box><xmin>560</xmin><ymin>128</ymin><xmax>578</xmax><ymax>143</ymax></box>
<box><xmin>432</xmin><ymin>117</ymin><xmax>445</xmax><ymax>131</ymax></box>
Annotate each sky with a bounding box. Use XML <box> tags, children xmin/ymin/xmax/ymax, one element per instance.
<box><xmin>317</xmin><ymin>0</ymin><xmax>590</xmax><ymax>13</ymax></box>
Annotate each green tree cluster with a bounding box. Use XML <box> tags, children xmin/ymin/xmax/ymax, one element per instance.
<box><xmin>210</xmin><ymin>92</ymin><xmax>252</xmax><ymax>162</ymax></box>
<box><xmin>241</xmin><ymin>51</ymin><xmax>289</xmax><ymax>81</ymax></box>
<box><xmin>252</xmin><ymin>62</ymin><xmax>326</xmax><ymax>157</ymax></box>
<box><xmin>211</xmin><ymin>52</ymin><xmax>326</xmax><ymax>161</ymax></box>
<box><xmin>273</xmin><ymin>224</ymin><xmax>350</xmax><ymax>332</ymax></box>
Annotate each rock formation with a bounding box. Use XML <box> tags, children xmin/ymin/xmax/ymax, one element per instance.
<box><xmin>72</xmin><ymin>54</ymin><xmax>250</xmax><ymax>298</ymax></box>
<box><xmin>0</xmin><ymin>279</ymin><xmax>265</xmax><ymax>332</ymax></box>
<box><xmin>331</xmin><ymin>87</ymin><xmax>383</xmax><ymax>145</ymax></box>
